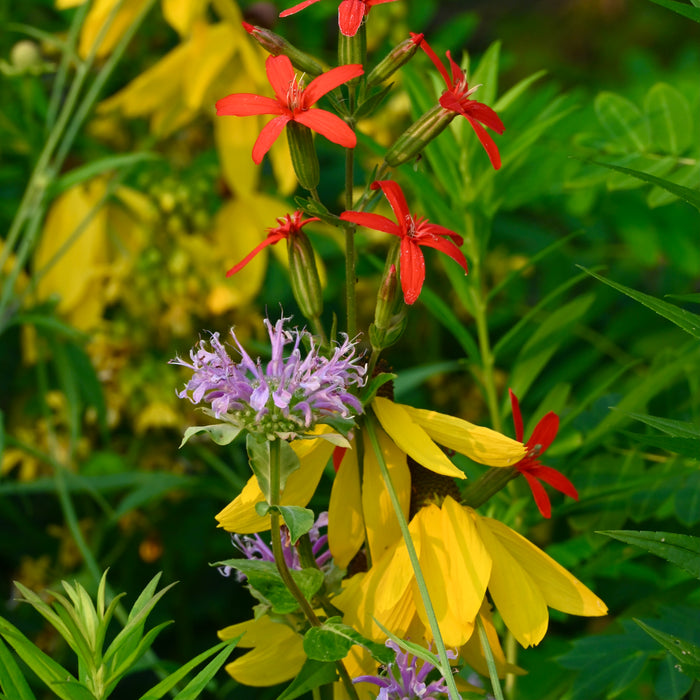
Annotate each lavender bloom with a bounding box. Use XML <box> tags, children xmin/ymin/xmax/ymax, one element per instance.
<box><xmin>171</xmin><ymin>315</ymin><xmax>366</xmax><ymax>440</ymax></box>
<box><xmin>219</xmin><ymin>512</ymin><xmax>332</xmax><ymax>580</ymax></box>
<box><xmin>355</xmin><ymin>640</ymin><xmax>456</xmax><ymax>700</ymax></box>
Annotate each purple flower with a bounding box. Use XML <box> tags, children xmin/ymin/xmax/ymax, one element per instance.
<box><xmin>354</xmin><ymin>640</ymin><xmax>456</xmax><ymax>700</ymax></box>
<box><xmin>219</xmin><ymin>512</ymin><xmax>332</xmax><ymax>580</ymax></box>
<box><xmin>171</xmin><ymin>315</ymin><xmax>366</xmax><ymax>440</ymax></box>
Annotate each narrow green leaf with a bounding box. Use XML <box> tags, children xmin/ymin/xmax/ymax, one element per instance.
<box><xmin>588</xmin><ymin>160</ymin><xmax>700</xmax><ymax>210</ymax></box>
<box><xmin>647</xmin><ymin>0</ymin><xmax>700</xmax><ymax>21</ymax></box>
<box><xmin>579</xmin><ymin>266</ymin><xmax>700</xmax><ymax>338</ymax></box>
<box><xmin>594</xmin><ymin>92</ymin><xmax>651</xmax><ymax>152</ymax></box>
<box><xmin>374</xmin><ymin>620</ymin><xmax>444</xmax><ymax>671</ymax></box>
<box><xmin>647</xmin><ymin>162</ymin><xmax>700</xmax><ymax>208</ymax></box>
<box><xmin>303</xmin><ymin>618</ymin><xmax>393</xmax><ymax>664</ymax></box>
<box><xmin>0</xmin><ymin>638</ymin><xmax>36</xmax><ymax>700</ymax></box>
<box><xmin>623</xmin><ymin>431</ymin><xmax>700</xmax><ymax>458</ymax></box>
<box><xmin>277</xmin><ymin>506</ymin><xmax>315</xmax><ymax>544</ymax></box>
<box><xmin>138</xmin><ymin>637</ymin><xmax>242</xmax><ymax>700</ymax></box>
<box><xmin>470</xmin><ymin>41</ymin><xmax>501</xmax><ymax>107</ymax></box>
<box><xmin>420</xmin><ymin>286</ymin><xmax>479</xmax><ymax>362</ymax></box>
<box><xmin>644</xmin><ymin>83</ymin><xmax>693</xmax><ymax>155</ymax></box>
<box><xmin>617</xmin><ymin>411</ymin><xmax>700</xmax><ymax>438</ymax></box>
<box><xmin>599</xmin><ymin>531</ymin><xmax>700</xmax><ymax>579</ymax></box>
<box><xmin>179</xmin><ymin>423</ymin><xmax>241</xmax><ymax>448</ymax></box>
<box><xmin>106</xmin><ymin>621</ymin><xmax>172</xmax><ymax>686</ymax></box>
<box><xmin>360</xmin><ymin>372</ymin><xmax>398</xmax><ymax>406</ymax></box>
<box><xmin>494</xmin><ymin>70</ymin><xmax>546</xmax><ymax>112</ymax></box>
<box><xmin>276</xmin><ymin>659</ymin><xmax>337</xmax><ymax>700</ymax></box>
<box><xmin>635</xmin><ymin>619</ymin><xmax>700</xmax><ymax>680</ymax></box>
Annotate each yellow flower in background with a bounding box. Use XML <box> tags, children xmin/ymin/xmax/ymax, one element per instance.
<box><xmin>335</xmin><ymin>495</ymin><xmax>607</xmax><ymax>652</ymax></box>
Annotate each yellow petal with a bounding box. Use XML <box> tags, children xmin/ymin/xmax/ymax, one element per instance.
<box><xmin>215</xmin><ymin>432</ymin><xmax>334</xmax><ymax>533</ymax></box>
<box><xmin>362</xmin><ymin>426</ymin><xmax>410</xmax><ymax>563</ymax></box>
<box><xmin>372</xmin><ymin>397</ymin><xmax>465</xmax><ymax>479</ymax></box>
<box><xmin>219</xmin><ymin>617</ymin><xmax>305</xmax><ymax>686</ymax></box>
<box><xmin>441</xmin><ymin>497</ymin><xmax>491</xmax><ymax>628</ymax></box>
<box><xmin>483</xmin><ymin>517</ymin><xmax>608</xmax><ymax>618</ymax></box>
<box><xmin>412</xmin><ymin>504</ymin><xmax>474</xmax><ymax>647</ymax></box>
<box><xmin>162</xmin><ymin>0</ymin><xmax>208</xmax><ymax>35</ymax></box>
<box><xmin>328</xmin><ymin>445</ymin><xmax>364</xmax><ymax>569</ymax></box>
<box><xmin>78</xmin><ymin>0</ymin><xmax>145</xmax><ymax>59</ymax></box>
<box><xmin>215</xmin><ymin>113</ymin><xmax>261</xmax><ymax>196</ymax></box>
<box><xmin>473</xmin><ymin>512</ymin><xmax>549</xmax><ymax>647</ymax></box>
<box><xmin>269</xmin><ymin>127</ymin><xmax>298</xmax><ymax>196</ymax></box>
<box><xmin>403</xmin><ymin>405</ymin><xmax>526</xmax><ymax>467</ymax></box>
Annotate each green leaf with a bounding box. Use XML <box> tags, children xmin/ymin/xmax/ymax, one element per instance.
<box><xmin>0</xmin><ymin>638</ymin><xmax>36</xmax><ymax>700</ymax></box>
<box><xmin>579</xmin><ymin>267</ymin><xmax>700</xmax><ymax>338</ymax></box>
<box><xmin>654</xmin><ymin>653</ymin><xmax>694</xmax><ymax>700</ymax></box>
<box><xmin>594</xmin><ymin>92</ymin><xmax>651</xmax><ymax>152</ymax></box>
<box><xmin>179</xmin><ymin>423</ymin><xmax>242</xmax><ymax>448</ymax></box>
<box><xmin>647</xmin><ymin>162</ymin><xmax>700</xmax><ymax>208</ymax></box>
<box><xmin>588</xmin><ymin>160</ymin><xmax>700</xmax><ymax>210</ymax></box>
<box><xmin>277</xmin><ymin>506</ymin><xmax>315</xmax><ymax>544</ymax></box>
<box><xmin>277</xmin><ymin>658</ymin><xmax>338</xmax><ymax>700</ymax></box>
<box><xmin>623</xmin><ymin>431</ymin><xmax>700</xmax><ymax>458</ymax></box>
<box><xmin>494</xmin><ymin>70</ymin><xmax>546</xmax><ymax>112</ymax></box>
<box><xmin>647</xmin><ymin>0</ymin><xmax>700</xmax><ymax>21</ymax></box>
<box><xmin>360</xmin><ymin>372</ymin><xmax>398</xmax><ymax>406</ymax></box>
<box><xmin>599</xmin><ymin>531</ymin><xmax>700</xmax><ymax>579</ymax></box>
<box><xmin>246</xmin><ymin>436</ymin><xmax>301</xmax><ymax>503</ymax></box>
<box><xmin>138</xmin><ymin>637</ymin><xmax>242</xmax><ymax>700</ymax></box>
<box><xmin>374</xmin><ymin>620</ymin><xmax>444</xmax><ymax>670</ymax></box>
<box><xmin>618</xmin><ymin>412</ymin><xmax>700</xmax><ymax>439</ymax></box>
<box><xmin>606</xmin><ymin>154</ymin><xmax>675</xmax><ymax>191</ymax></box>
<box><xmin>303</xmin><ymin>618</ymin><xmax>393</xmax><ymax>664</ymax></box>
<box><xmin>217</xmin><ymin>561</ymin><xmax>323</xmax><ymax>614</ymax></box>
<box><xmin>470</xmin><ymin>41</ymin><xmax>500</xmax><ymax>107</ymax></box>
<box><xmin>644</xmin><ymin>83</ymin><xmax>693</xmax><ymax>155</ymax></box>
<box><xmin>635</xmin><ymin>619</ymin><xmax>700</xmax><ymax>680</ymax></box>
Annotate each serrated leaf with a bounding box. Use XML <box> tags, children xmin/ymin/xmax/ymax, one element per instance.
<box><xmin>645</xmin><ymin>83</ymin><xmax>693</xmax><ymax>155</ymax></box>
<box><xmin>277</xmin><ymin>658</ymin><xmax>337</xmax><ymax>700</ymax></box>
<box><xmin>599</xmin><ymin>531</ymin><xmax>700</xmax><ymax>579</ymax></box>
<box><xmin>303</xmin><ymin>618</ymin><xmax>393</xmax><ymax>664</ymax></box>
<box><xmin>595</xmin><ymin>91</ymin><xmax>651</xmax><ymax>152</ymax></box>
<box><xmin>277</xmin><ymin>506</ymin><xmax>315</xmax><ymax>544</ymax></box>
<box><xmin>635</xmin><ymin>619</ymin><xmax>700</xmax><ymax>680</ymax></box>
<box><xmin>623</xmin><ymin>431</ymin><xmax>700</xmax><ymax>458</ymax></box>
<box><xmin>0</xmin><ymin>638</ymin><xmax>36</xmax><ymax>700</ymax></box>
<box><xmin>647</xmin><ymin>0</ymin><xmax>700</xmax><ymax>21</ymax></box>
<box><xmin>179</xmin><ymin>423</ymin><xmax>242</xmax><ymax>448</ymax></box>
<box><xmin>579</xmin><ymin>267</ymin><xmax>700</xmax><ymax>338</ymax></box>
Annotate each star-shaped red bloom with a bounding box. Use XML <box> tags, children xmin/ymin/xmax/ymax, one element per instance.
<box><xmin>340</xmin><ymin>180</ymin><xmax>468</xmax><ymax>305</ymax></box>
<box><xmin>509</xmin><ymin>389</ymin><xmax>579</xmax><ymax>519</ymax></box>
<box><xmin>216</xmin><ymin>55</ymin><xmax>363</xmax><ymax>164</ymax></box>
<box><xmin>418</xmin><ymin>36</ymin><xmax>505</xmax><ymax>170</ymax></box>
<box><xmin>280</xmin><ymin>0</ymin><xmax>400</xmax><ymax>37</ymax></box>
<box><xmin>226</xmin><ymin>211</ymin><xmax>320</xmax><ymax>277</ymax></box>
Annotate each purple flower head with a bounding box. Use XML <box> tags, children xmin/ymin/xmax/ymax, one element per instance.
<box><xmin>171</xmin><ymin>315</ymin><xmax>366</xmax><ymax>440</ymax></box>
<box><xmin>354</xmin><ymin>640</ymin><xmax>456</xmax><ymax>700</ymax></box>
<box><xmin>219</xmin><ymin>512</ymin><xmax>332</xmax><ymax>580</ymax></box>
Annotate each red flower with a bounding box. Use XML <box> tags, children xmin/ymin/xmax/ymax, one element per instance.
<box><xmin>340</xmin><ymin>180</ymin><xmax>468</xmax><ymax>305</ymax></box>
<box><xmin>509</xmin><ymin>389</ymin><xmax>579</xmax><ymax>519</ymax></box>
<box><xmin>280</xmin><ymin>0</ymin><xmax>400</xmax><ymax>37</ymax></box>
<box><xmin>226</xmin><ymin>211</ymin><xmax>320</xmax><ymax>277</ymax></box>
<box><xmin>418</xmin><ymin>36</ymin><xmax>505</xmax><ymax>170</ymax></box>
<box><xmin>216</xmin><ymin>55</ymin><xmax>363</xmax><ymax>164</ymax></box>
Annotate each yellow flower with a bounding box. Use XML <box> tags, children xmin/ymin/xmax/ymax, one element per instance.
<box><xmin>334</xmin><ymin>495</ymin><xmax>607</xmax><ymax>652</ymax></box>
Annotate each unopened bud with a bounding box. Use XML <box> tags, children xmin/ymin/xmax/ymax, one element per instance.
<box><xmin>338</xmin><ymin>24</ymin><xmax>365</xmax><ymax>86</ymax></box>
<box><xmin>11</xmin><ymin>41</ymin><xmax>42</xmax><ymax>72</ymax></box>
<box><xmin>288</xmin><ymin>230</ymin><xmax>323</xmax><ymax>321</ymax></box>
<box><xmin>366</xmin><ymin>33</ymin><xmax>423</xmax><ymax>87</ymax></box>
<box><xmin>369</xmin><ymin>244</ymin><xmax>407</xmax><ymax>350</ymax></box>
<box><xmin>287</xmin><ymin>121</ymin><xmax>320</xmax><ymax>191</ymax></box>
<box><xmin>384</xmin><ymin>103</ymin><xmax>455</xmax><ymax>167</ymax></box>
<box><xmin>242</xmin><ymin>22</ymin><xmax>324</xmax><ymax>76</ymax></box>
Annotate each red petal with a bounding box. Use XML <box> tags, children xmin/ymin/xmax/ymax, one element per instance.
<box><xmin>340</xmin><ymin>211</ymin><xmax>401</xmax><ymax>236</ymax></box>
<box><xmin>417</xmin><ymin>235</ymin><xmax>469</xmax><ymax>276</ymax></box>
<box><xmin>373</xmin><ymin>180</ymin><xmax>410</xmax><ymax>231</ymax></box>
<box><xmin>226</xmin><ymin>234</ymin><xmax>283</xmax><ymax>276</ymax></box>
<box><xmin>265</xmin><ymin>55</ymin><xmax>296</xmax><ymax>105</ymax></box>
<box><xmin>338</xmin><ymin>0</ymin><xmax>366</xmax><ymax>36</ymax></box>
<box><xmin>445</xmin><ymin>50</ymin><xmax>464</xmax><ymax>86</ymax></box>
<box><xmin>465</xmin><ymin>116</ymin><xmax>502</xmax><ymax>170</ymax></box>
<box><xmin>528</xmin><ymin>411</ymin><xmax>559</xmax><ymax>454</ymax></box>
<box><xmin>509</xmin><ymin>389</ymin><xmax>524</xmax><ymax>443</ymax></box>
<box><xmin>279</xmin><ymin>0</ymin><xmax>320</xmax><ymax>17</ymax></box>
<box><xmin>303</xmin><ymin>64</ymin><xmax>364</xmax><ymax>106</ymax></box>
<box><xmin>419</xmin><ymin>38</ymin><xmax>451</xmax><ymax>88</ymax></box>
<box><xmin>416</xmin><ymin>221</ymin><xmax>463</xmax><ymax>246</ymax></box>
<box><xmin>529</xmin><ymin>465</ymin><xmax>579</xmax><ymax>501</ymax></box>
<box><xmin>295</xmin><ymin>109</ymin><xmax>357</xmax><ymax>148</ymax></box>
<box><xmin>251</xmin><ymin>115</ymin><xmax>289</xmax><ymax>164</ymax></box>
<box><xmin>332</xmin><ymin>446</ymin><xmax>347</xmax><ymax>472</ymax></box>
<box><xmin>466</xmin><ymin>101</ymin><xmax>505</xmax><ymax>134</ymax></box>
<box><xmin>367</xmin><ymin>0</ymin><xmax>400</xmax><ymax>6</ymax></box>
<box><xmin>215</xmin><ymin>93</ymin><xmax>283</xmax><ymax>117</ymax></box>
<box><xmin>522</xmin><ymin>472</ymin><xmax>552</xmax><ymax>519</ymax></box>
<box><xmin>399</xmin><ymin>238</ymin><xmax>425</xmax><ymax>305</ymax></box>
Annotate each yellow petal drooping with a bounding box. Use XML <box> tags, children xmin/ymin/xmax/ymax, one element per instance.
<box><xmin>484</xmin><ymin>517</ymin><xmax>608</xmax><ymax>618</ymax></box>
<box><xmin>362</xmin><ymin>427</ymin><xmax>411</xmax><ymax>563</ymax></box>
<box><xmin>402</xmin><ymin>405</ymin><xmax>526</xmax><ymax>466</ymax></box>
<box><xmin>162</xmin><ymin>0</ymin><xmax>209</xmax><ymax>36</ymax></box>
<box><xmin>473</xmin><ymin>512</ymin><xmax>549</xmax><ymax>647</ymax></box>
<box><xmin>328</xmin><ymin>445</ymin><xmax>364</xmax><ymax>569</ymax></box>
<box><xmin>372</xmin><ymin>397</ymin><xmax>465</xmax><ymax>479</ymax></box>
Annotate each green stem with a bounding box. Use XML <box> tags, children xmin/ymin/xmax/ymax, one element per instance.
<box><xmin>267</xmin><ymin>440</ymin><xmax>359</xmax><ymax>700</ymax></box>
<box><xmin>344</xmin><ymin>150</ymin><xmax>357</xmax><ymax>339</ymax></box>
<box><xmin>476</xmin><ymin>615</ymin><xmax>505</xmax><ymax>700</ymax></box>
<box><xmin>365</xmin><ymin>416</ymin><xmax>460</xmax><ymax>700</ymax></box>
<box><xmin>461</xmin><ymin>466</ymin><xmax>518</xmax><ymax>509</ymax></box>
